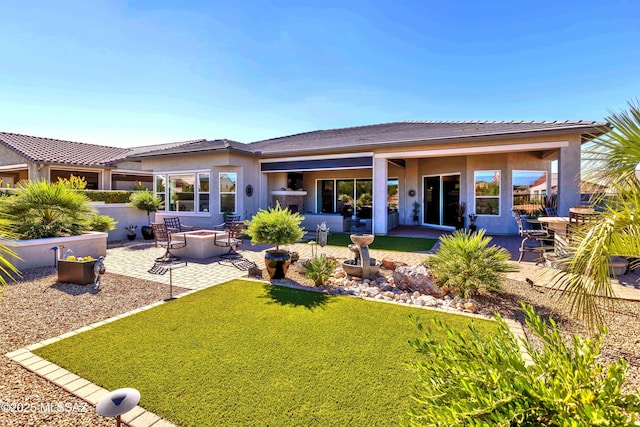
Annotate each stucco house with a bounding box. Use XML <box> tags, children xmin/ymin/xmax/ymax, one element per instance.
<box><xmin>0</xmin><ymin>120</ymin><xmax>609</xmax><ymax>235</ymax></box>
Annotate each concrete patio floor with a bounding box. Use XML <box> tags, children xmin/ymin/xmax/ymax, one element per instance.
<box><xmin>103</xmin><ymin>227</ymin><xmax>640</xmax><ymax>301</ymax></box>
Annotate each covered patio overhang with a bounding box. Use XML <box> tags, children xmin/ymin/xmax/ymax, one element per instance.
<box><xmin>258</xmin><ymin>136</ymin><xmax>579</xmax><ymax>236</ymax></box>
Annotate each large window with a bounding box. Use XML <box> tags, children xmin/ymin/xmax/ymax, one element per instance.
<box><xmin>154</xmin><ymin>172</ymin><xmax>210</xmax><ymax>213</ymax></box>
<box><xmin>219</xmin><ymin>172</ymin><xmax>236</xmax><ymax>213</ymax></box>
<box><xmin>316</xmin><ymin>178</ymin><xmax>372</xmax><ymax>218</ymax></box>
<box><xmin>475</xmin><ymin>170</ymin><xmax>500</xmax><ymax>215</ymax></box>
<box><xmin>513</xmin><ymin>170</ymin><xmax>547</xmax><ymax>213</ymax></box>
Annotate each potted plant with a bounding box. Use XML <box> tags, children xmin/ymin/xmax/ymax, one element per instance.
<box><xmin>57</xmin><ymin>255</ymin><xmax>98</xmax><ymax>285</ymax></box>
<box><xmin>129</xmin><ymin>191</ymin><xmax>164</xmax><ymax>240</ymax></box>
<box><xmin>412</xmin><ymin>201</ymin><xmax>420</xmax><ymax>224</ymax></box>
<box><xmin>125</xmin><ymin>225</ymin><xmax>137</xmax><ymax>241</ymax></box>
<box><xmin>246</xmin><ymin>202</ymin><xmax>305</xmax><ymax>279</ymax></box>
<box><xmin>468</xmin><ymin>213</ymin><xmax>478</xmax><ymax>232</ymax></box>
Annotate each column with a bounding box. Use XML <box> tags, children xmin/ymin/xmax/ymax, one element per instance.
<box><xmin>373</xmin><ymin>156</ymin><xmax>388</xmax><ymax>235</ymax></box>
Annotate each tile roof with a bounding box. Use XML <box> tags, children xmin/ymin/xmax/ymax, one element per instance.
<box><xmin>249</xmin><ymin>120</ymin><xmax>610</xmax><ymax>155</ymax></box>
<box><xmin>0</xmin><ymin>132</ymin><xmax>131</xmax><ymax>166</ymax></box>
<box><xmin>126</xmin><ymin>138</ymin><xmax>253</xmax><ymax>159</ymax></box>
<box><xmin>0</xmin><ymin>132</ymin><xmax>209</xmax><ymax>166</ymax></box>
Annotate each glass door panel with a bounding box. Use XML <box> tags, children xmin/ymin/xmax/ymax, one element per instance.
<box><xmin>424</xmin><ymin>176</ymin><xmax>441</xmax><ymax>225</ymax></box>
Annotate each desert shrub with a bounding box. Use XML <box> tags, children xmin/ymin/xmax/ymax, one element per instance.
<box><xmin>0</xmin><ymin>180</ymin><xmax>96</xmax><ymax>239</ymax></box>
<box><xmin>303</xmin><ymin>255</ymin><xmax>337</xmax><ymax>286</ymax></box>
<box><xmin>81</xmin><ymin>190</ymin><xmax>133</xmax><ymax>204</ymax></box>
<box><xmin>407</xmin><ymin>303</ymin><xmax>640</xmax><ymax>426</ymax></box>
<box><xmin>427</xmin><ymin>229</ymin><xmax>515</xmax><ymax>298</ymax></box>
<box><xmin>57</xmin><ymin>174</ymin><xmax>87</xmax><ymax>189</ymax></box>
<box><xmin>88</xmin><ymin>214</ymin><xmax>117</xmax><ymax>232</ymax></box>
<box><xmin>129</xmin><ymin>190</ymin><xmax>163</xmax><ymax>225</ymax></box>
<box><xmin>246</xmin><ymin>202</ymin><xmax>305</xmax><ymax>251</ymax></box>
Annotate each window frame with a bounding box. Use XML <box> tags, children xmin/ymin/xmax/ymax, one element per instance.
<box><xmin>219</xmin><ymin>172</ymin><xmax>237</xmax><ymax>214</ymax></box>
<box><xmin>474</xmin><ymin>170</ymin><xmax>501</xmax><ymax>216</ymax></box>
<box><xmin>153</xmin><ymin>170</ymin><xmax>211</xmax><ymax>215</ymax></box>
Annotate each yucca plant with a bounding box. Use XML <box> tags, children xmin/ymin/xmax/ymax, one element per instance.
<box><xmin>427</xmin><ymin>229</ymin><xmax>516</xmax><ymax>298</ymax></box>
<box><xmin>0</xmin><ymin>179</ymin><xmax>96</xmax><ymax>239</ymax></box>
<box><xmin>303</xmin><ymin>255</ymin><xmax>337</xmax><ymax>286</ymax></box>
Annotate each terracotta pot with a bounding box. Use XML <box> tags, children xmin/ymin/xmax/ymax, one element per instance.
<box><xmin>264</xmin><ymin>250</ymin><xmax>291</xmax><ymax>279</ymax></box>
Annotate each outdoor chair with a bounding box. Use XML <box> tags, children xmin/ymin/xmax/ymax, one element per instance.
<box><xmin>543</xmin><ymin>207</ymin><xmax>558</xmax><ymax>216</ymax></box>
<box><xmin>163</xmin><ymin>217</ymin><xmax>194</xmax><ymax>234</ymax></box>
<box><xmin>152</xmin><ymin>223</ymin><xmax>187</xmax><ymax>262</ymax></box>
<box><xmin>214</xmin><ymin>221</ymin><xmax>245</xmax><ymax>260</ymax></box>
<box><xmin>512</xmin><ymin>209</ymin><xmax>554</xmax><ymax>263</ymax></box>
<box><xmin>213</xmin><ymin>214</ymin><xmax>241</xmax><ymax>231</ymax></box>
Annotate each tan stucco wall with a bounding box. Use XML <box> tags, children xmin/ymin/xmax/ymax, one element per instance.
<box><xmin>140</xmin><ymin>151</ymin><xmax>261</xmax><ymax>227</ymax></box>
<box><xmin>0</xmin><ymin>145</ymin><xmax>28</xmax><ymax>166</ymax></box>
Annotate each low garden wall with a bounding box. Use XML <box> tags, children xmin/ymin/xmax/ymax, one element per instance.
<box><xmin>2</xmin><ymin>232</ymin><xmax>108</xmax><ymax>271</ymax></box>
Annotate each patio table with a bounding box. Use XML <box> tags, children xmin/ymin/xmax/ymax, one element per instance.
<box><xmin>537</xmin><ymin>216</ymin><xmax>571</xmax><ymax>256</ymax></box>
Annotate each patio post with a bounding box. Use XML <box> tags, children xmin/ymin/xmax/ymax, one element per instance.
<box><xmin>373</xmin><ymin>156</ymin><xmax>388</xmax><ymax>235</ymax></box>
<box><xmin>556</xmin><ymin>136</ymin><xmax>582</xmax><ymax>215</ymax></box>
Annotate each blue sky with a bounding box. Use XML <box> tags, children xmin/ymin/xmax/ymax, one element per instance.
<box><xmin>0</xmin><ymin>1</ymin><xmax>638</xmax><ymax>148</ymax></box>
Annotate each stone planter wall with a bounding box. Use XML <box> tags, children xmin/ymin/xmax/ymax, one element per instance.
<box><xmin>2</xmin><ymin>232</ymin><xmax>108</xmax><ymax>271</ymax></box>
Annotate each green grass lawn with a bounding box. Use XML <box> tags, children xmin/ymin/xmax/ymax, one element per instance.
<box><xmin>325</xmin><ymin>233</ymin><xmax>437</xmax><ymax>252</ymax></box>
<box><xmin>35</xmin><ymin>280</ymin><xmax>495</xmax><ymax>426</ymax></box>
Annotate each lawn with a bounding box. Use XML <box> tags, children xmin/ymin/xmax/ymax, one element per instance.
<box><xmin>34</xmin><ymin>280</ymin><xmax>496</xmax><ymax>426</ymax></box>
<box><xmin>325</xmin><ymin>233</ymin><xmax>437</xmax><ymax>252</ymax></box>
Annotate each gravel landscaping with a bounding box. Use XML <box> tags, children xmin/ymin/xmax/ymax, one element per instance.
<box><xmin>1</xmin><ymin>261</ymin><xmax>638</xmax><ymax>426</ymax></box>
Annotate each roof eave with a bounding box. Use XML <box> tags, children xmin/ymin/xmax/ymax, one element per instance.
<box><xmin>257</xmin><ymin>124</ymin><xmax>611</xmax><ymax>157</ymax></box>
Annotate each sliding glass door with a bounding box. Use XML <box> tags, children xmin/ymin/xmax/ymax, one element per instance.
<box><xmin>423</xmin><ymin>174</ymin><xmax>460</xmax><ymax>227</ymax></box>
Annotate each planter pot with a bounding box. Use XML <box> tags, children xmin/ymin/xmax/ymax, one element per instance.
<box><xmin>264</xmin><ymin>250</ymin><xmax>291</xmax><ymax>279</ymax></box>
<box><xmin>127</xmin><ymin>234</ymin><xmax>136</xmax><ymax>241</ymax></box>
<box><xmin>58</xmin><ymin>259</ymin><xmax>98</xmax><ymax>285</ymax></box>
<box><xmin>141</xmin><ymin>226</ymin><xmax>154</xmax><ymax>240</ymax></box>
<box><xmin>469</xmin><ymin>225</ymin><xmax>477</xmax><ymax>232</ymax></box>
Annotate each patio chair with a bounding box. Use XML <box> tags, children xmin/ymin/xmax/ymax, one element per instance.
<box><xmin>163</xmin><ymin>217</ymin><xmax>194</xmax><ymax>234</ymax></box>
<box><xmin>213</xmin><ymin>214</ymin><xmax>241</xmax><ymax>231</ymax></box>
<box><xmin>512</xmin><ymin>209</ymin><xmax>554</xmax><ymax>263</ymax></box>
<box><xmin>152</xmin><ymin>223</ymin><xmax>187</xmax><ymax>262</ymax></box>
<box><xmin>543</xmin><ymin>207</ymin><xmax>558</xmax><ymax>216</ymax></box>
<box><xmin>214</xmin><ymin>221</ymin><xmax>245</xmax><ymax>260</ymax></box>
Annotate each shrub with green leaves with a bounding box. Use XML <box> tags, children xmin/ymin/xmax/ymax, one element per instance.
<box><xmin>303</xmin><ymin>255</ymin><xmax>337</xmax><ymax>286</ymax></box>
<box><xmin>81</xmin><ymin>190</ymin><xmax>133</xmax><ymax>204</ymax></box>
<box><xmin>407</xmin><ymin>303</ymin><xmax>640</xmax><ymax>426</ymax></box>
<box><xmin>129</xmin><ymin>190</ymin><xmax>163</xmax><ymax>225</ymax></box>
<box><xmin>0</xmin><ymin>180</ymin><xmax>97</xmax><ymax>239</ymax></box>
<box><xmin>427</xmin><ymin>229</ymin><xmax>516</xmax><ymax>298</ymax></box>
<box><xmin>246</xmin><ymin>202</ymin><xmax>305</xmax><ymax>251</ymax></box>
<box><xmin>88</xmin><ymin>214</ymin><xmax>118</xmax><ymax>232</ymax></box>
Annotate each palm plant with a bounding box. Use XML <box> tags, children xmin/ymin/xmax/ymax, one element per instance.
<box><xmin>0</xmin><ymin>213</ymin><xmax>20</xmax><ymax>294</ymax></box>
<box><xmin>0</xmin><ymin>179</ymin><xmax>95</xmax><ymax>239</ymax></box>
<box><xmin>551</xmin><ymin>100</ymin><xmax>640</xmax><ymax>328</ymax></box>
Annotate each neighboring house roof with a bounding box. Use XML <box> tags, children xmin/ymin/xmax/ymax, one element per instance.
<box><xmin>249</xmin><ymin>120</ymin><xmax>610</xmax><ymax>155</ymax></box>
<box><xmin>0</xmin><ymin>131</ymin><xmax>131</xmax><ymax>167</ymax></box>
<box><xmin>127</xmin><ymin>138</ymin><xmax>254</xmax><ymax>159</ymax></box>
<box><xmin>0</xmin><ymin>132</ymin><xmax>207</xmax><ymax>167</ymax></box>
